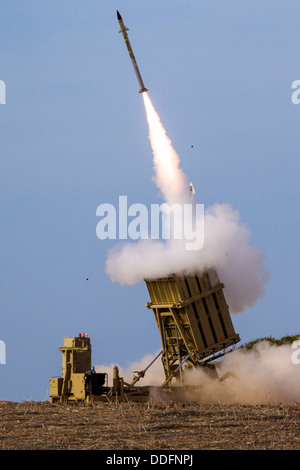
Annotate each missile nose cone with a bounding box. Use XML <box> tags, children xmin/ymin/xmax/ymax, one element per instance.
<box><xmin>117</xmin><ymin>10</ymin><xmax>122</xmax><ymax>20</ymax></box>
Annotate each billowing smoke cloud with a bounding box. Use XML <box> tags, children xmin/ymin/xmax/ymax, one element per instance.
<box><xmin>96</xmin><ymin>341</ymin><xmax>300</xmax><ymax>404</ymax></box>
<box><xmin>105</xmin><ymin>94</ymin><xmax>269</xmax><ymax>313</ymax></box>
<box><xmin>178</xmin><ymin>341</ymin><xmax>300</xmax><ymax>404</ymax></box>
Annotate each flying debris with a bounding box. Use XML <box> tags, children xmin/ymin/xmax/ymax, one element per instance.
<box><xmin>189</xmin><ymin>182</ymin><xmax>196</xmax><ymax>195</ymax></box>
<box><xmin>117</xmin><ymin>10</ymin><xmax>149</xmax><ymax>94</ymax></box>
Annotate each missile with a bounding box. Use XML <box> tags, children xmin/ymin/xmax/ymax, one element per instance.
<box><xmin>117</xmin><ymin>10</ymin><xmax>149</xmax><ymax>94</ymax></box>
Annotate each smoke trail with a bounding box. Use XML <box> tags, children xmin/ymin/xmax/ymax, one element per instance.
<box><xmin>142</xmin><ymin>93</ymin><xmax>189</xmax><ymax>204</ymax></box>
<box><xmin>105</xmin><ymin>94</ymin><xmax>269</xmax><ymax>313</ymax></box>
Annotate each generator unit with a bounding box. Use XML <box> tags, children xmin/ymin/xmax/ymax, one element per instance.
<box><xmin>49</xmin><ymin>334</ymin><xmax>150</xmax><ymax>403</ymax></box>
<box><xmin>49</xmin><ymin>335</ymin><xmax>108</xmax><ymax>403</ymax></box>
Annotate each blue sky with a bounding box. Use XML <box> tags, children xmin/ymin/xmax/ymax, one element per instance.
<box><xmin>0</xmin><ymin>0</ymin><xmax>299</xmax><ymax>401</ymax></box>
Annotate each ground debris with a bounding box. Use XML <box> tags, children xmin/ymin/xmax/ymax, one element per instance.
<box><xmin>0</xmin><ymin>400</ymin><xmax>299</xmax><ymax>450</ymax></box>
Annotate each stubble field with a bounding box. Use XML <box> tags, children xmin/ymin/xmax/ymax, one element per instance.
<box><xmin>0</xmin><ymin>399</ymin><xmax>299</xmax><ymax>450</ymax></box>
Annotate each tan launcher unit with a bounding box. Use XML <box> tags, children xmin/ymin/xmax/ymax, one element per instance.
<box><xmin>49</xmin><ymin>270</ymin><xmax>240</xmax><ymax>402</ymax></box>
<box><xmin>145</xmin><ymin>269</ymin><xmax>240</xmax><ymax>386</ymax></box>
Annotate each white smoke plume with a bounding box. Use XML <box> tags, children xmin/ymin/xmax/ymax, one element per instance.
<box><xmin>180</xmin><ymin>341</ymin><xmax>300</xmax><ymax>404</ymax></box>
<box><xmin>106</xmin><ymin>94</ymin><xmax>269</xmax><ymax>313</ymax></box>
<box><xmin>95</xmin><ymin>341</ymin><xmax>300</xmax><ymax>404</ymax></box>
<box><xmin>95</xmin><ymin>352</ymin><xmax>164</xmax><ymax>387</ymax></box>
<box><xmin>143</xmin><ymin>93</ymin><xmax>189</xmax><ymax>204</ymax></box>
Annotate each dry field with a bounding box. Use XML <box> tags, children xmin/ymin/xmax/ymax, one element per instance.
<box><xmin>0</xmin><ymin>399</ymin><xmax>299</xmax><ymax>450</ymax></box>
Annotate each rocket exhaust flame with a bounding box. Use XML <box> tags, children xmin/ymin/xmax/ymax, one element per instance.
<box><xmin>142</xmin><ymin>93</ymin><xmax>189</xmax><ymax>204</ymax></box>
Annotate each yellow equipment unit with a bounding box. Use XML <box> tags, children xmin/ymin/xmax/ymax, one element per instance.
<box><xmin>49</xmin><ymin>334</ymin><xmax>150</xmax><ymax>403</ymax></box>
<box><xmin>49</xmin><ymin>334</ymin><xmax>108</xmax><ymax>403</ymax></box>
<box><xmin>145</xmin><ymin>269</ymin><xmax>240</xmax><ymax>386</ymax></box>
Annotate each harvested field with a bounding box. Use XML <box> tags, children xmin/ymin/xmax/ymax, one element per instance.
<box><xmin>0</xmin><ymin>400</ymin><xmax>299</xmax><ymax>450</ymax></box>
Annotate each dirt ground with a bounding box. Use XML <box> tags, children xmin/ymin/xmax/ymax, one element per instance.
<box><xmin>0</xmin><ymin>399</ymin><xmax>299</xmax><ymax>450</ymax></box>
